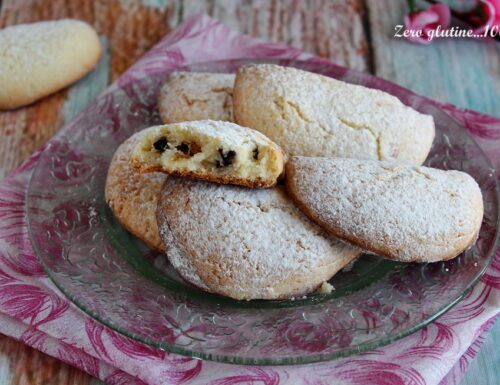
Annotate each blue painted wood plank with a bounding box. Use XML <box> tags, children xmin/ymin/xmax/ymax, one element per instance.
<box><xmin>367</xmin><ymin>2</ymin><xmax>500</xmax><ymax>384</ymax></box>
<box><xmin>141</xmin><ymin>0</ymin><xmax>169</xmax><ymax>8</ymax></box>
<box><xmin>62</xmin><ymin>36</ymin><xmax>110</xmax><ymax>124</ymax></box>
<box><xmin>0</xmin><ymin>354</ymin><xmax>12</xmax><ymax>385</ymax></box>
<box><xmin>366</xmin><ymin>0</ymin><xmax>499</xmax><ymax>117</ymax></box>
<box><xmin>459</xmin><ymin>320</ymin><xmax>500</xmax><ymax>385</ymax></box>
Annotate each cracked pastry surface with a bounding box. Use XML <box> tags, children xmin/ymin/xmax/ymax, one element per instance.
<box><xmin>105</xmin><ymin>132</ymin><xmax>167</xmax><ymax>252</ymax></box>
<box><xmin>233</xmin><ymin>64</ymin><xmax>435</xmax><ymax>164</ymax></box>
<box><xmin>285</xmin><ymin>157</ymin><xmax>484</xmax><ymax>263</ymax></box>
<box><xmin>156</xmin><ymin>177</ymin><xmax>360</xmax><ymax>300</ymax></box>
<box><xmin>158</xmin><ymin>72</ymin><xmax>235</xmax><ymax>123</ymax></box>
<box><xmin>131</xmin><ymin>120</ymin><xmax>285</xmax><ymax>188</ymax></box>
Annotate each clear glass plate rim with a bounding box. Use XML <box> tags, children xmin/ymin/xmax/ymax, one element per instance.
<box><xmin>25</xmin><ymin>58</ymin><xmax>500</xmax><ymax>365</ymax></box>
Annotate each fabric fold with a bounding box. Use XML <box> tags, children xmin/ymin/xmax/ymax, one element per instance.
<box><xmin>0</xmin><ymin>14</ymin><xmax>498</xmax><ymax>385</ymax></box>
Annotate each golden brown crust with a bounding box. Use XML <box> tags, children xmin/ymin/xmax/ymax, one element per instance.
<box><xmin>233</xmin><ymin>64</ymin><xmax>435</xmax><ymax>164</ymax></box>
<box><xmin>158</xmin><ymin>72</ymin><xmax>235</xmax><ymax>123</ymax></box>
<box><xmin>133</xmin><ymin>161</ymin><xmax>278</xmax><ymax>188</ymax></box>
<box><xmin>130</xmin><ymin>121</ymin><xmax>285</xmax><ymax>189</ymax></box>
<box><xmin>0</xmin><ymin>20</ymin><xmax>102</xmax><ymax>110</ymax></box>
<box><xmin>111</xmin><ymin>209</ymin><xmax>163</xmax><ymax>252</ymax></box>
<box><xmin>285</xmin><ymin>157</ymin><xmax>483</xmax><ymax>263</ymax></box>
<box><xmin>105</xmin><ymin>133</ymin><xmax>167</xmax><ymax>252</ymax></box>
<box><xmin>193</xmin><ymin>258</ymin><xmax>337</xmax><ymax>300</ymax></box>
<box><xmin>286</xmin><ymin>181</ymin><xmax>474</xmax><ymax>263</ymax></box>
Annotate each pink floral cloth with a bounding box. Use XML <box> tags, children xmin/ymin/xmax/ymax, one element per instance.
<box><xmin>0</xmin><ymin>15</ymin><xmax>499</xmax><ymax>385</ymax></box>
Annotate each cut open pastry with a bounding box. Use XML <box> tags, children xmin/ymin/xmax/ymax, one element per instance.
<box><xmin>105</xmin><ymin>132</ymin><xmax>167</xmax><ymax>252</ymax></box>
<box><xmin>131</xmin><ymin>120</ymin><xmax>285</xmax><ymax>188</ymax></box>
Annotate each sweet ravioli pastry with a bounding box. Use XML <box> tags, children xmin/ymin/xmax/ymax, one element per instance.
<box><xmin>105</xmin><ymin>132</ymin><xmax>167</xmax><ymax>252</ymax></box>
<box><xmin>156</xmin><ymin>203</ymin><xmax>209</xmax><ymax>291</ymax></box>
<box><xmin>104</xmin><ymin>63</ymin><xmax>480</xmax><ymax>303</ymax></box>
<box><xmin>0</xmin><ymin>19</ymin><xmax>102</xmax><ymax>110</ymax></box>
<box><xmin>156</xmin><ymin>177</ymin><xmax>360</xmax><ymax>300</ymax></box>
<box><xmin>158</xmin><ymin>72</ymin><xmax>235</xmax><ymax>123</ymax></box>
<box><xmin>131</xmin><ymin>121</ymin><xmax>285</xmax><ymax>188</ymax></box>
<box><xmin>233</xmin><ymin>64</ymin><xmax>435</xmax><ymax>164</ymax></box>
<box><xmin>285</xmin><ymin>156</ymin><xmax>483</xmax><ymax>263</ymax></box>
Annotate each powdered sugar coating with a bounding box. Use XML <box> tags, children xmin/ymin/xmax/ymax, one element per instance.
<box><xmin>286</xmin><ymin>157</ymin><xmax>484</xmax><ymax>262</ymax></box>
<box><xmin>157</xmin><ymin>215</ymin><xmax>209</xmax><ymax>290</ymax></box>
<box><xmin>233</xmin><ymin>64</ymin><xmax>435</xmax><ymax>164</ymax></box>
<box><xmin>106</xmin><ymin>133</ymin><xmax>207</xmax><ymax>287</ymax></box>
<box><xmin>158</xmin><ymin>72</ymin><xmax>235</xmax><ymax>123</ymax></box>
<box><xmin>156</xmin><ymin>177</ymin><xmax>360</xmax><ymax>300</ymax></box>
<box><xmin>0</xmin><ymin>19</ymin><xmax>102</xmax><ymax>109</ymax></box>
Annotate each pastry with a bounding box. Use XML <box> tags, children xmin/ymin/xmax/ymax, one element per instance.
<box><xmin>0</xmin><ymin>19</ymin><xmax>102</xmax><ymax>110</ymax></box>
<box><xmin>105</xmin><ymin>132</ymin><xmax>167</xmax><ymax>252</ymax></box>
<box><xmin>131</xmin><ymin>120</ymin><xmax>285</xmax><ymax>188</ymax></box>
<box><xmin>233</xmin><ymin>64</ymin><xmax>435</xmax><ymax>164</ymax></box>
<box><xmin>285</xmin><ymin>156</ymin><xmax>484</xmax><ymax>263</ymax></box>
<box><xmin>156</xmin><ymin>177</ymin><xmax>360</xmax><ymax>300</ymax></box>
<box><xmin>155</xmin><ymin>203</ymin><xmax>209</xmax><ymax>291</ymax></box>
<box><xmin>158</xmin><ymin>72</ymin><xmax>235</xmax><ymax>123</ymax></box>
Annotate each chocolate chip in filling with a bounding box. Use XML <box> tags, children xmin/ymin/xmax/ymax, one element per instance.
<box><xmin>176</xmin><ymin>142</ymin><xmax>190</xmax><ymax>154</ymax></box>
<box><xmin>175</xmin><ymin>142</ymin><xmax>202</xmax><ymax>157</ymax></box>
<box><xmin>153</xmin><ymin>137</ymin><xmax>170</xmax><ymax>152</ymax></box>
<box><xmin>252</xmin><ymin>146</ymin><xmax>259</xmax><ymax>161</ymax></box>
<box><xmin>216</xmin><ymin>148</ymin><xmax>236</xmax><ymax>168</ymax></box>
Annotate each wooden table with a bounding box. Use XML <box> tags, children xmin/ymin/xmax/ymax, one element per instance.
<box><xmin>0</xmin><ymin>0</ymin><xmax>498</xmax><ymax>384</ymax></box>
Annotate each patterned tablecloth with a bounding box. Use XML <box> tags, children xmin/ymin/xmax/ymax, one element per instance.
<box><xmin>0</xmin><ymin>14</ymin><xmax>499</xmax><ymax>385</ymax></box>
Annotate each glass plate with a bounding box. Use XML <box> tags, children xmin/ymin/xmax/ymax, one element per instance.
<box><xmin>27</xmin><ymin>59</ymin><xmax>500</xmax><ymax>365</ymax></box>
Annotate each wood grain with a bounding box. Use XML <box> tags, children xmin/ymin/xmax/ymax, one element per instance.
<box><xmin>0</xmin><ymin>334</ymin><xmax>103</xmax><ymax>385</ymax></box>
<box><xmin>0</xmin><ymin>0</ymin><xmax>371</xmax><ymax>383</ymax></box>
<box><xmin>0</xmin><ymin>0</ymin><xmax>180</xmax><ymax>180</ymax></box>
<box><xmin>181</xmin><ymin>0</ymin><xmax>372</xmax><ymax>71</ymax></box>
<box><xmin>366</xmin><ymin>0</ymin><xmax>500</xmax><ymax>116</ymax></box>
<box><xmin>11</xmin><ymin>0</ymin><xmax>499</xmax><ymax>383</ymax></box>
<box><xmin>0</xmin><ymin>0</ymin><xmax>370</xmax><ymax>181</ymax></box>
<box><xmin>0</xmin><ymin>0</ymin><xmax>498</xmax><ymax>383</ymax></box>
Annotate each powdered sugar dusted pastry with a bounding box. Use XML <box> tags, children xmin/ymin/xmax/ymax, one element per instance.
<box><xmin>131</xmin><ymin>121</ymin><xmax>285</xmax><ymax>188</ymax></box>
<box><xmin>105</xmin><ymin>132</ymin><xmax>167</xmax><ymax>252</ymax></box>
<box><xmin>233</xmin><ymin>64</ymin><xmax>435</xmax><ymax>164</ymax></box>
<box><xmin>156</xmin><ymin>177</ymin><xmax>360</xmax><ymax>300</ymax></box>
<box><xmin>0</xmin><ymin>19</ymin><xmax>102</xmax><ymax>110</ymax></box>
<box><xmin>156</xmin><ymin>209</ymin><xmax>208</xmax><ymax>290</ymax></box>
<box><xmin>285</xmin><ymin>157</ymin><xmax>484</xmax><ymax>263</ymax></box>
<box><xmin>158</xmin><ymin>72</ymin><xmax>235</xmax><ymax>123</ymax></box>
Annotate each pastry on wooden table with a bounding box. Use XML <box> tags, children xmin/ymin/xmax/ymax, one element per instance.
<box><xmin>131</xmin><ymin>120</ymin><xmax>285</xmax><ymax>188</ymax></box>
<box><xmin>0</xmin><ymin>19</ymin><xmax>102</xmax><ymax>110</ymax></box>
<box><xmin>233</xmin><ymin>64</ymin><xmax>435</xmax><ymax>164</ymax></box>
<box><xmin>285</xmin><ymin>156</ymin><xmax>483</xmax><ymax>263</ymax></box>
